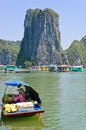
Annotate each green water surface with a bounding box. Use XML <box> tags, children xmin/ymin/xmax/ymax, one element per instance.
<box><xmin>0</xmin><ymin>71</ymin><xmax>86</xmax><ymax>130</ymax></box>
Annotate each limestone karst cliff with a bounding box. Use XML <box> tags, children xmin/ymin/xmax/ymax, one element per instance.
<box><xmin>16</xmin><ymin>8</ymin><xmax>62</xmax><ymax>67</ymax></box>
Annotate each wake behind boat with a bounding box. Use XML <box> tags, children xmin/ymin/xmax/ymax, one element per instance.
<box><xmin>1</xmin><ymin>80</ymin><xmax>45</xmax><ymax>117</ymax></box>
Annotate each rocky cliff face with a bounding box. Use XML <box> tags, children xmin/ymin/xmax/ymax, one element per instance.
<box><xmin>16</xmin><ymin>8</ymin><xmax>62</xmax><ymax>67</ymax></box>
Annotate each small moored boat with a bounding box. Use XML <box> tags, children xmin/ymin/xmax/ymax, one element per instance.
<box><xmin>1</xmin><ymin>81</ymin><xmax>45</xmax><ymax>117</ymax></box>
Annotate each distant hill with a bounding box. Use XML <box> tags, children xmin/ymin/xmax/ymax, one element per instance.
<box><xmin>65</xmin><ymin>36</ymin><xmax>86</xmax><ymax>66</ymax></box>
<box><xmin>0</xmin><ymin>39</ymin><xmax>20</xmax><ymax>65</ymax></box>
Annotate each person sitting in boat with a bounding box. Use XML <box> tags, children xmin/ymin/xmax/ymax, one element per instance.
<box><xmin>13</xmin><ymin>88</ymin><xmax>26</xmax><ymax>103</ymax></box>
<box><xmin>2</xmin><ymin>93</ymin><xmax>14</xmax><ymax>104</ymax></box>
<box><xmin>17</xmin><ymin>84</ymin><xmax>42</xmax><ymax>105</ymax></box>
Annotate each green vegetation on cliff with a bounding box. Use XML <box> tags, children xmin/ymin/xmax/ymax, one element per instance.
<box><xmin>45</xmin><ymin>8</ymin><xmax>59</xmax><ymax>17</ymax></box>
<box><xmin>66</xmin><ymin>38</ymin><xmax>86</xmax><ymax>66</ymax></box>
<box><xmin>0</xmin><ymin>39</ymin><xmax>20</xmax><ymax>65</ymax></box>
<box><xmin>0</xmin><ymin>39</ymin><xmax>20</xmax><ymax>52</ymax></box>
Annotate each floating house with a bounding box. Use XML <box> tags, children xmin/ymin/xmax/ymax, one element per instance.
<box><xmin>31</xmin><ymin>66</ymin><xmax>42</xmax><ymax>71</ymax></box>
<box><xmin>41</xmin><ymin>65</ymin><xmax>48</xmax><ymax>71</ymax></box>
<box><xmin>57</xmin><ymin>64</ymin><xmax>71</xmax><ymax>72</ymax></box>
<box><xmin>48</xmin><ymin>64</ymin><xmax>57</xmax><ymax>72</ymax></box>
<box><xmin>72</xmin><ymin>66</ymin><xmax>83</xmax><ymax>72</ymax></box>
<box><xmin>5</xmin><ymin>65</ymin><xmax>16</xmax><ymax>72</ymax></box>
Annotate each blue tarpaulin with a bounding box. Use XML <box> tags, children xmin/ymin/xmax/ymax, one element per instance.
<box><xmin>5</xmin><ymin>80</ymin><xmax>29</xmax><ymax>87</ymax></box>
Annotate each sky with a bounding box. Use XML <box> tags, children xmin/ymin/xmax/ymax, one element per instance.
<box><xmin>0</xmin><ymin>0</ymin><xmax>86</xmax><ymax>50</ymax></box>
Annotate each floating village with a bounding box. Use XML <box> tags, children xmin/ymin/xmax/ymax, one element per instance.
<box><xmin>0</xmin><ymin>64</ymin><xmax>84</xmax><ymax>73</ymax></box>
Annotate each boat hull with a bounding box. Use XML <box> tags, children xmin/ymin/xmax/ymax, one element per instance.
<box><xmin>2</xmin><ymin>108</ymin><xmax>44</xmax><ymax>117</ymax></box>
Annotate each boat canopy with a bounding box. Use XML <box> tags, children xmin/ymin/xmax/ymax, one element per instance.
<box><xmin>5</xmin><ymin>80</ymin><xmax>29</xmax><ymax>87</ymax></box>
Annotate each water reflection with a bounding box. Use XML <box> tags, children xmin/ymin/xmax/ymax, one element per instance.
<box><xmin>30</xmin><ymin>72</ymin><xmax>62</xmax><ymax>130</ymax></box>
<box><xmin>1</xmin><ymin>115</ymin><xmax>44</xmax><ymax>130</ymax></box>
<box><xmin>0</xmin><ymin>121</ymin><xmax>9</xmax><ymax>130</ymax></box>
<box><xmin>59</xmin><ymin>72</ymin><xmax>86</xmax><ymax>130</ymax></box>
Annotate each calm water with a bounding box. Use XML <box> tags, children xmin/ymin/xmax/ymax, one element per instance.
<box><xmin>0</xmin><ymin>71</ymin><xmax>86</xmax><ymax>130</ymax></box>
